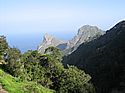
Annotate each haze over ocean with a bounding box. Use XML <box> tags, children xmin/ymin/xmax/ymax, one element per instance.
<box><xmin>0</xmin><ymin>0</ymin><xmax>125</xmax><ymax>52</ymax></box>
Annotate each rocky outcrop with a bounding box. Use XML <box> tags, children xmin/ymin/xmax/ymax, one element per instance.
<box><xmin>38</xmin><ymin>25</ymin><xmax>104</xmax><ymax>54</ymax></box>
<box><xmin>38</xmin><ymin>33</ymin><xmax>66</xmax><ymax>53</ymax></box>
<box><xmin>64</xmin><ymin>25</ymin><xmax>104</xmax><ymax>54</ymax></box>
<box><xmin>67</xmin><ymin>25</ymin><xmax>104</xmax><ymax>48</ymax></box>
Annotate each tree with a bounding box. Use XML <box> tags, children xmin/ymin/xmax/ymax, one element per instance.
<box><xmin>43</xmin><ymin>47</ymin><xmax>95</xmax><ymax>92</ymax></box>
<box><xmin>36</xmin><ymin>53</ymin><xmax>63</xmax><ymax>88</ymax></box>
<box><xmin>20</xmin><ymin>50</ymin><xmax>44</xmax><ymax>81</ymax></box>
<box><xmin>0</xmin><ymin>36</ymin><xmax>8</xmax><ymax>60</ymax></box>
<box><xmin>3</xmin><ymin>46</ymin><xmax>95</xmax><ymax>93</ymax></box>
<box><xmin>6</xmin><ymin>47</ymin><xmax>22</xmax><ymax>77</ymax></box>
<box><xmin>44</xmin><ymin>46</ymin><xmax>63</xmax><ymax>61</ymax></box>
<box><xmin>58</xmin><ymin>66</ymin><xmax>95</xmax><ymax>93</ymax></box>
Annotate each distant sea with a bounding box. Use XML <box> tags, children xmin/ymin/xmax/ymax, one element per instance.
<box><xmin>5</xmin><ymin>31</ymin><xmax>75</xmax><ymax>53</ymax></box>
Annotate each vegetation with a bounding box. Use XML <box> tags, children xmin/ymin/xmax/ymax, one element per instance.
<box><xmin>57</xmin><ymin>66</ymin><xmax>95</xmax><ymax>93</ymax></box>
<box><xmin>0</xmin><ymin>36</ymin><xmax>8</xmax><ymax>60</ymax></box>
<box><xmin>0</xmin><ymin>69</ymin><xmax>54</xmax><ymax>93</ymax></box>
<box><xmin>1</xmin><ymin>21</ymin><xmax>125</xmax><ymax>93</ymax></box>
<box><xmin>63</xmin><ymin>21</ymin><xmax>125</xmax><ymax>93</ymax></box>
<box><xmin>0</xmin><ymin>36</ymin><xmax>94</xmax><ymax>93</ymax></box>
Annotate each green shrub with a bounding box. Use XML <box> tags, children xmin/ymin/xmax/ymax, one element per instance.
<box><xmin>0</xmin><ymin>69</ymin><xmax>54</xmax><ymax>93</ymax></box>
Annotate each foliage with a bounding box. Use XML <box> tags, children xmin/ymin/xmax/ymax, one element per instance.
<box><xmin>58</xmin><ymin>66</ymin><xmax>95</xmax><ymax>93</ymax></box>
<box><xmin>0</xmin><ymin>69</ymin><xmax>54</xmax><ymax>93</ymax></box>
<box><xmin>5</xmin><ymin>48</ymin><xmax>22</xmax><ymax>77</ymax></box>
<box><xmin>0</xmin><ymin>35</ymin><xmax>95</xmax><ymax>93</ymax></box>
<box><xmin>0</xmin><ymin>36</ymin><xmax>8</xmax><ymax>60</ymax></box>
<box><xmin>44</xmin><ymin>46</ymin><xmax>63</xmax><ymax>61</ymax></box>
<box><xmin>39</xmin><ymin>54</ymin><xmax>64</xmax><ymax>90</ymax></box>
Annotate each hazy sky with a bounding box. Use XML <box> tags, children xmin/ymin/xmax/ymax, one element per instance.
<box><xmin>0</xmin><ymin>0</ymin><xmax>125</xmax><ymax>52</ymax></box>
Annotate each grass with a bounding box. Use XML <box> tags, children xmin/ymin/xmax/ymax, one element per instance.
<box><xmin>0</xmin><ymin>69</ymin><xmax>55</xmax><ymax>93</ymax></box>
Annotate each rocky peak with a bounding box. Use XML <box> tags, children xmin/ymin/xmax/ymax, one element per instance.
<box><xmin>38</xmin><ymin>33</ymin><xmax>65</xmax><ymax>53</ymax></box>
<box><xmin>78</xmin><ymin>25</ymin><xmax>103</xmax><ymax>35</ymax></box>
<box><xmin>43</xmin><ymin>33</ymin><xmax>53</xmax><ymax>42</ymax></box>
<box><xmin>67</xmin><ymin>25</ymin><xmax>104</xmax><ymax>49</ymax></box>
<box><xmin>78</xmin><ymin>25</ymin><xmax>98</xmax><ymax>35</ymax></box>
<box><xmin>38</xmin><ymin>25</ymin><xmax>104</xmax><ymax>54</ymax></box>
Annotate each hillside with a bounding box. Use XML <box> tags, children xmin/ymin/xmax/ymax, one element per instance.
<box><xmin>63</xmin><ymin>21</ymin><xmax>125</xmax><ymax>93</ymax></box>
<box><xmin>0</xmin><ymin>35</ymin><xmax>94</xmax><ymax>93</ymax></box>
<box><xmin>0</xmin><ymin>69</ymin><xmax>54</xmax><ymax>93</ymax></box>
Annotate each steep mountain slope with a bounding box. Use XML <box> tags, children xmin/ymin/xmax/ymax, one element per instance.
<box><xmin>38</xmin><ymin>25</ymin><xmax>104</xmax><ymax>54</ymax></box>
<box><xmin>63</xmin><ymin>21</ymin><xmax>125</xmax><ymax>93</ymax></box>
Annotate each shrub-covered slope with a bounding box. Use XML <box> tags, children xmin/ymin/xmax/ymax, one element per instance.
<box><xmin>0</xmin><ymin>69</ymin><xmax>54</xmax><ymax>93</ymax></box>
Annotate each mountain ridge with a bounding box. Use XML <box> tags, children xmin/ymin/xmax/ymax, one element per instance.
<box><xmin>63</xmin><ymin>20</ymin><xmax>125</xmax><ymax>93</ymax></box>
<box><xmin>38</xmin><ymin>25</ymin><xmax>104</xmax><ymax>54</ymax></box>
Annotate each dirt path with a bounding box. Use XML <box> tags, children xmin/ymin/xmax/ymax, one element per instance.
<box><xmin>0</xmin><ymin>86</ymin><xmax>8</xmax><ymax>93</ymax></box>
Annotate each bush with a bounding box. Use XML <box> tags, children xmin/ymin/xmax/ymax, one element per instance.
<box><xmin>58</xmin><ymin>66</ymin><xmax>95</xmax><ymax>93</ymax></box>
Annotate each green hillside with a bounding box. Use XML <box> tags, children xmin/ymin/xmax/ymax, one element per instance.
<box><xmin>0</xmin><ymin>69</ymin><xmax>54</xmax><ymax>93</ymax></box>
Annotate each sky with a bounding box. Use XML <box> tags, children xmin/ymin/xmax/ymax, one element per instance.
<box><xmin>0</xmin><ymin>0</ymin><xmax>125</xmax><ymax>52</ymax></box>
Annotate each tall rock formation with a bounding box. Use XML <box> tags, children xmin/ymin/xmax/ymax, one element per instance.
<box><xmin>38</xmin><ymin>25</ymin><xmax>104</xmax><ymax>54</ymax></box>
<box><xmin>38</xmin><ymin>33</ymin><xmax>66</xmax><ymax>53</ymax></box>
<box><xmin>67</xmin><ymin>25</ymin><xmax>103</xmax><ymax>48</ymax></box>
<box><xmin>64</xmin><ymin>25</ymin><xmax>104</xmax><ymax>54</ymax></box>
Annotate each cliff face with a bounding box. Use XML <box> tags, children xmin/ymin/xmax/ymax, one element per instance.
<box><xmin>67</xmin><ymin>25</ymin><xmax>104</xmax><ymax>48</ymax></box>
<box><xmin>64</xmin><ymin>25</ymin><xmax>104</xmax><ymax>55</ymax></box>
<box><xmin>38</xmin><ymin>25</ymin><xmax>104</xmax><ymax>54</ymax></box>
<box><xmin>38</xmin><ymin>33</ymin><xmax>66</xmax><ymax>53</ymax></box>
